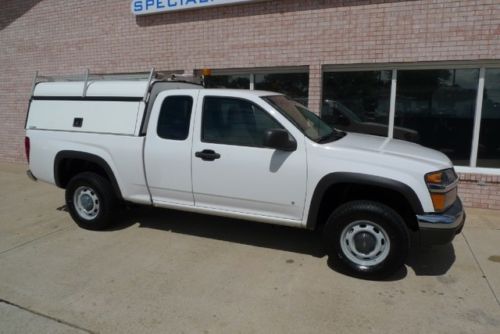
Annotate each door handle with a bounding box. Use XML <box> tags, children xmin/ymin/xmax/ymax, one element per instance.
<box><xmin>195</xmin><ymin>149</ymin><xmax>221</xmax><ymax>161</ymax></box>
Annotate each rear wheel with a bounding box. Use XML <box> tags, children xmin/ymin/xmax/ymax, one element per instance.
<box><xmin>323</xmin><ymin>200</ymin><xmax>409</xmax><ymax>278</ymax></box>
<box><xmin>65</xmin><ymin>172</ymin><xmax>117</xmax><ymax>230</ymax></box>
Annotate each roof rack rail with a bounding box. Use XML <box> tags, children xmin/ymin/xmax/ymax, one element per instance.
<box><xmin>31</xmin><ymin>68</ymin><xmax>203</xmax><ymax>101</ymax></box>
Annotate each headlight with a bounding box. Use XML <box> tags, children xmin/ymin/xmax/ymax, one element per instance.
<box><xmin>425</xmin><ymin>169</ymin><xmax>458</xmax><ymax>212</ymax></box>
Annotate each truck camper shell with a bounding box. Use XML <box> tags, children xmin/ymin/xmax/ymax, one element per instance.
<box><xmin>26</xmin><ymin>69</ymin><xmax>202</xmax><ymax>136</ymax></box>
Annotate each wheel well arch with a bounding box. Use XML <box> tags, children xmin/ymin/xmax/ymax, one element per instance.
<box><xmin>307</xmin><ymin>173</ymin><xmax>424</xmax><ymax>232</ymax></box>
<box><xmin>54</xmin><ymin>151</ymin><xmax>123</xmax><ymax>200</ymax></box>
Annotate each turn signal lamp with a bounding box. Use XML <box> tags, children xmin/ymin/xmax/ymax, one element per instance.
<box><xmin>424</xmin><ymin>169</ymin><xmax>458</xmax><ymax>212</ymax></box>
<box><xmin>430</xmin><ymin>193</ymin><xmax>447</xmax><ymax>212</ymax></box>
<box><xmin>425</xmin><ymin>172</ymin><xmax>443</xmax><ymax>185</ymax></box>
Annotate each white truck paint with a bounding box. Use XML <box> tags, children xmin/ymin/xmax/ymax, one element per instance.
<box><xmin>25</xmin><ymin>78</ymin><xmax>466</xmax><ymax>277</ymax></box>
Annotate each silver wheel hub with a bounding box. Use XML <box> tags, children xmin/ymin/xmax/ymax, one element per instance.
<box><xmin>73</xmin><ymin>186</ymin><xmax>100</xmax><ymax>220</ymax></box>
<box><xmin>340</xmin><ymin>220</ymin><xmax>390</xmax><ymax>268</ymax></box>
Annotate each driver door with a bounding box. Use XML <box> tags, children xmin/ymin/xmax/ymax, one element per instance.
<box><xmin>191</xmin><ymin>92</ymin><xmax>307</xmax><ymax>222</ymax></box>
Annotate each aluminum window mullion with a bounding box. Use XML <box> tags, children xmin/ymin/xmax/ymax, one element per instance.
<box><xmin>470</xmin><ymin>67</ymin><xmax>486</xmax><ymax>167</ymax></box>
<box><xmin>249</xmin><ymin>73</ymin><xmax>255</xmax><ymax>90</ymax></box>
<box><xmin>388</xmin><ymin>69</ymin><xmax>397</xmax><ymax>139</ymax></box>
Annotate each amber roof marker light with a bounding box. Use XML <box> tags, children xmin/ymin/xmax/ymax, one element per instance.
<box><xmin>201</xmin><ymin>68</ymin><xmax>212</xmax><ymax>77</ymax></box>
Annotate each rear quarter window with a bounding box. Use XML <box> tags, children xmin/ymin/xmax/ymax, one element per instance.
<box><xmin>157</xmin><ymin>96</ymin><xmax>193</xmax><ymax>140</ymax></box>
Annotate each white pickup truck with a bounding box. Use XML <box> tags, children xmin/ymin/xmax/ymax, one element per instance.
<box><xmin>25</xmin><ymin>71</ymin><xmax>465</xmax><ymax>278</ymax></box>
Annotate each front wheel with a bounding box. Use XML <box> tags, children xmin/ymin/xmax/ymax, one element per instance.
<box><xmin>65</xmin><ymin>172</ymin><xmax>117</xmax><ymax>230</ymax></box>
<box><xmin>323</xmin><ymin>200</ymin><xmax>409</xmax><ymax>278</ymax></box>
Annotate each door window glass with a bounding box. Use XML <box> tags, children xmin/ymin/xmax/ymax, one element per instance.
<box><xmin>478</xmin><ymin>68</ymin><xmax>500</xmax><ymax>168</ymax></box>
<box><xmin>157</xmin><ymin>96</ymin><xmax>193</xmax><ymax>140</ymax></box>
<box><xmin>202</xmin><ymin>96</ymin><xmax>283</xmax><ymax>147</ymax></box>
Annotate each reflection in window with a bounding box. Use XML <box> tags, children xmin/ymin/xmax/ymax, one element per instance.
<box><xmin>254</xmin><ymin>73</ymin><xmax>309</xmax><ymax>105</ymax></box>
<box><xmin>395</xmin><ymin>69</ymin><xmax>479</xmax><ymax>165</ymax></box>
<box><xmin>263</xmin><ymin>95</ymin><xmax>333</xmax><ymax>142</ymax></box>
<box><xmin>322</xmin><ymin>71</ymin><xmax>394</xmax><ymax>138</ymax></box>
<box><xmin>478</xmin><ymin>69</ymin><xmax>500</xmax><ymax>168</ymax></box>
<box><xmin>204</xmin><ymin>75</ymin><xmax>250</xmax><ymax>89</ymax></box>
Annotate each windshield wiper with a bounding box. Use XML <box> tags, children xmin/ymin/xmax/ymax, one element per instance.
<box><xmin>317</xmin><ymin>130</ymin><xmax>346</xmax><ymax>143</ymax></box>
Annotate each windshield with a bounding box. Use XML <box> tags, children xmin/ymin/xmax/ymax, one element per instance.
<box><xmin>263</xmin><ymin>95</ymin><xmax>339</xmax><ymax>142</ymax></box>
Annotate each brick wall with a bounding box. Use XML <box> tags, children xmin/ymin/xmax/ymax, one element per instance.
<box><xmin>458</xmin><ymin>173</ymin><xmax>500</xmax><ymax>210</ymax></box>
<box><xmin>1</xmin><ymin>0</ymin><xmax>499</xmax><ymax>208</ymax></box>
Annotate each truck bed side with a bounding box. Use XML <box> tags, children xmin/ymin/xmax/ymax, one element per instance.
<box><xmin>26</xmin><ymin>93</ymin><xmax>151</xmax><ymax>205</ymax></box>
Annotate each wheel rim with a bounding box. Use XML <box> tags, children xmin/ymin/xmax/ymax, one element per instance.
<box><xmin>73</xmin><ymin>186</ymin><xmax>100</xmax><ymax>220</ymax></box>
<box><xmin>340</xmin><ymin>220</ymin><xmax>390</xmax><ymax>268</ymax></box>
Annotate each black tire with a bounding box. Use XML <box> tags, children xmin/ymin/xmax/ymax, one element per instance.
<box><xmin>323</xmin><ymin>200</ymin><xmax>409</xmax><ymax>279</ymax></box>
<box><xmin>65</xmin><ymin>172</ymin><xmax>117</xmax><ymax>230</ymax></box>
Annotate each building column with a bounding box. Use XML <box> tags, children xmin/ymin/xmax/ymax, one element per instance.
<box><xmin>308</xmin><ymin>64</ymin><xmax>322</xmax><ymax>114</ymax></box>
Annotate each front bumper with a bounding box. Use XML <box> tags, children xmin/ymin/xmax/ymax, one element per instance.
<box><xmin>416</xmin><ymin>198</ymin><xmax>465</xmax><ymax>246</ymax></box>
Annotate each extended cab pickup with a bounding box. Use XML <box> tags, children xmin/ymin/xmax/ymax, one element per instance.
<box><xmin>25</xmin><ymin>73</ymin><xmax>466</xmax><ymax>278</ymax></box>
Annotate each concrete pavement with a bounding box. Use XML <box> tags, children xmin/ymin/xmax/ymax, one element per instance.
<box><xmin>0</xmin><ymin>301</ymin><xmax>90</xmax><ymax>334</ymax></box>
<box><xmin>0</xmin><ymin>163</ymin><xmax>499</xmax><ymax>333</ymax></box>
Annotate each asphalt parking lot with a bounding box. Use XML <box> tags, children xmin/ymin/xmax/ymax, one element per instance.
<box><xmin>0</xmin><ymin>163</ymin><xmax>499</xmax><ymax>334</ymax></box>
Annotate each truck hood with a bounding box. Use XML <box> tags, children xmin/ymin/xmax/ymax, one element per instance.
<box><xmin>324</xmin><ymin>132</ymin><xmax>452</xmax><ymax>168</ymax></box>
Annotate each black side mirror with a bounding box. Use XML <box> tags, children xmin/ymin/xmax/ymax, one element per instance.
<box><xmin>263</xmin><ymin>129</ymin><xmax>297</xmax><ymax>152</ymax></box>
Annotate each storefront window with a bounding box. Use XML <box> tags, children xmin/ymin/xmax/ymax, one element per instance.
<box><xmin>322</xmin><ymin>71</ymin><xmax>392</xmax><ymax>138</ymax></box>
<box><xmin>478</xmin><ymin>69</ymin><xmax>500</xmax><ymax>168</ymax></box>
<box><xmin>395</xmin><ymin>69</ymin><xmax>479</xmax><ymax>165</ymax></box>
<box><xmin>254</xmin><ymin>72</ymin><xmax>309</xmax><ymax>105</ymax></box>
<box><xmin>204</xmin><ymin>74</ymin><xmax>250</xmax><ymax>89</ymax></box>
<box><xmin>204</xmin><ymin>71</ymin><xmax>309</xmax><ymax>106</ymax></box>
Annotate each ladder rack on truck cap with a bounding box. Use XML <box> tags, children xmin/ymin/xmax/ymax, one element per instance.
<box><xmin>30</xmin><ymin>68</ymin><xmax>203</xmax><ymax>101</ymax></box>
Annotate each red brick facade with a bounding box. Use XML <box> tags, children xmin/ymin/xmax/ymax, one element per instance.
<box><xmin>458</xmin><ymin>173</ymin><xmax>500</xmax><ymax>210</ymax></box>
<box><xmin>1</xmin><ymin>0</ymin><xmax>499</xmax><ymax>208</ymax></box>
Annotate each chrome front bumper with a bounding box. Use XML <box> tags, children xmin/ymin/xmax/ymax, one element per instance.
<box><xmin>416</xmin><ymin>198</ymin><xmax>466</xmax><ymax>246</ymax></box>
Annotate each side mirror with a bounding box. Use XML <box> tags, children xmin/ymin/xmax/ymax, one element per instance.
<box><xmin>263</xmin><ymin>129</ymin><xmax>297</xmax><ymax>152</ymax></box>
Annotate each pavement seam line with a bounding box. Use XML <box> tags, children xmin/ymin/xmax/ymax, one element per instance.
<box><xmin>0</xmin><ymin>299</ymin><xmax>97</xmax><ymax>334</ymax></box>
<box><xmin>461</xmin><ymin>232</ymin><xmax>500</xmax><ymax>308</ymax></box>
<box><xmin>0</xmin><ymin>226</ymin><xmax>70</xmax><ymax>257</ymax></box>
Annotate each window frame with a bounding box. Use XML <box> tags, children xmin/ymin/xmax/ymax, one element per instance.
<box><xmin>200</xmin><ymin>95</ymin><xmax>287</xmax><ymax>149</ymax></box>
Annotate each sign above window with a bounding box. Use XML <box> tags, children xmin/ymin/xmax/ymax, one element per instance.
<box><xmin>131</xmin><ymin>0</ymin><xmax>258</xmax><ymax>15</ymax></box>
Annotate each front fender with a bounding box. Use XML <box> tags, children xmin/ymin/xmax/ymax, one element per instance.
<box><xmin>306</xmin><ymin>172</ymin><xmax>424</xmax><ymax>230</ymax></box>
